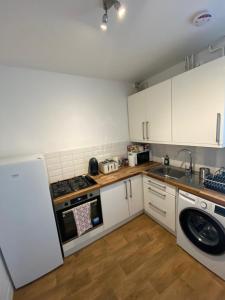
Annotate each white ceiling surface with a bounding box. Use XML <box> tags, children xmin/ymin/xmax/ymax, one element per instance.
<box><xmin>0</xmin><ymin>0</ymin><xmax>225</xmax><ymax>82</ymax></box>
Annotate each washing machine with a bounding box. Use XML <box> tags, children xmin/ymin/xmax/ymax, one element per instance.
<box><xmin>177</xmin><ymin>189</ymin><xmax>225</xmax><ymax>280</ymax></box>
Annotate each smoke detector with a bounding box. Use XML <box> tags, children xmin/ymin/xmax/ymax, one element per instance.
<box><xmin>193</xmin><ymin>11</ymin><xmax>213</xmax><ymax>27</ymax></box>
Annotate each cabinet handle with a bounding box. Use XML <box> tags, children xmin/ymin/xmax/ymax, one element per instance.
<box><xmin>148</xmin><ymin>202</ymin><xmax>166</xmax><ymax>215</ymax></box>
<box><xmin>142</xmin><ymin>122</ymin><xmax>145</xmax><ymax>140</ymax></box>
<box><xmin>124</xmin><ymin>181</ymin><xmax>128</xmax><ymax>200</ymax></box>
<box><xmin>148</xmin><ymin>187</ymin><xmax>166</xmax><ymax>198</ymax></box>
<box><xmin>216</xmin><ymin>113</ymin><xmax>221</xmax><ymax>145</ymax></box>
<box><xmin>129</xmin><ymin>179</ymin><xmax>132</xmax><ymax>198</ymax></box>
<box><xmin>146</xmin><ymin>121</ymin><xmax>149</xmax><ymax>140</ymax></box>
<box><xmin>148</xmin><ymin>180</ymin><xmax>166</xmax><ymax>190</ymax></box>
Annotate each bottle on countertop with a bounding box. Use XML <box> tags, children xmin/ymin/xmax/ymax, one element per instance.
<box><xmin>164</xmin><ymin>154</ymin><xmax>170</xmax><ymax>166</ymax></box>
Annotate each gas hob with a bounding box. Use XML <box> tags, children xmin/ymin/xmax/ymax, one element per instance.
<box><xmin>50</xmin><ymin>175</ymin><xmax>97</xmax><ymax>199</ymax></box>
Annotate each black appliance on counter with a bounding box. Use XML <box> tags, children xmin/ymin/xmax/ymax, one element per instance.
<box><xmin>50</xmin><ymin>175</ymin><xmax>103</xmax><ymax>244</ymax></box>
<box><xmin>88</xmin><ymin>157</ymin><xmax>99</xmax><ymax>176</ymax></box>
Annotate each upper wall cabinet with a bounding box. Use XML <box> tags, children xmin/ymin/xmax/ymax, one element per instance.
<box><xmin>128</xmin><ymin>89</ymin><xmax>148</xmax><ymax>142</ymax></box>
<box><xmin>172</xmin><ymin>57</ymin><xmax>225</xmax><ymax>148</ymax></box>
<box><xmin>128</xmin><ymin>80</ymin><xmax>172</xmax><ymax>143</ymax></box>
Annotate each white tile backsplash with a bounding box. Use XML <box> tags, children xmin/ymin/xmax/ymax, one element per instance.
<box><xmin>45</xmin><ymin>141</ymin><xmax>129</xmax><ymax>183</ymax></box>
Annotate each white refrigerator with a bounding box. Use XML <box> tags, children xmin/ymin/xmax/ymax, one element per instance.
<box><xmin>0</xmin><ymin>155</ymin><xmax>63</xmax><ymax>288</ymax></box>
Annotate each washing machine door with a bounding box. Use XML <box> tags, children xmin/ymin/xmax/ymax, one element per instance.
<box><xmin>179</xmin><ymin>208</ymin><xmax>225</xmax><ymax>255</ymax></box>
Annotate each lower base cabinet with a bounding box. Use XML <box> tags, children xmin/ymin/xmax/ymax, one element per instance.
<box><xmin>101</xmin><ymin>180</ymin><xmax>130</xmax><ymax>230</ymax></box>
<box><xmin>101</xmin><ymin>175</ymin><xmax>143</xmax><ymax>231</ymax></box>
<box><xmin>143</xmin><ymin>176</ymin><xmax>176</xmax><ymax>232</ymax></box>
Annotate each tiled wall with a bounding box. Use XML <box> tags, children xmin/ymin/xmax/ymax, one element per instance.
<box><xmin>45</xmin><ymin>141</ymin><xmax>129</xmax><ymax>183</ymax></box>
<box><xmin>151</xmin><ymin>144</ymin><xmax>225</xmax><ymax>174</ymax></box>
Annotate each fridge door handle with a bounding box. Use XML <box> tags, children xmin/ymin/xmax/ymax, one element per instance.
<box><xmin>216</xmin><ymin>113</ymin><xmax>221</xmax><ymax>145</ymax></box>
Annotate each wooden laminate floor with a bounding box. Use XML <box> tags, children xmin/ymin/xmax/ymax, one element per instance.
<box><xmin>14</xmin><ymin>214</ymin><xmax>225</xmax><ymax>300</ymax></box>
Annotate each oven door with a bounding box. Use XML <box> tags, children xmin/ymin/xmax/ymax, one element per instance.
<box><xmin>179</xmin><ymin>208</ymin><xmax>225</xmax><ymax>255</ymax></box>
<box><xmin>56</xmin><ymin>209</ymin><xmax>78</xmax><ymax>243</ymax></box>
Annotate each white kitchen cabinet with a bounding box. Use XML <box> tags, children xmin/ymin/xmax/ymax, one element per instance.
<box><xmin>101</xmin><ymin>180</ymin><xmax>130</xmax><ymax>230</ymax></box>
<box><xmin>172</xmin><ymin>57</ymin><xmax>225</xmax><ymax>147</ymax></box>
<box><xmin>127</xmin><ymin>175</ymin><xmax>143</xmax><ymax>216</ymax></box>
<box><xmin>128</xmin><ymin>80</ymin><xmax>172</xmax><ymax>143</ymax></box>
<box><xmin>128</xmin><ymin>89</ymin><xmax>148</xmax><ymax>142</ymax></box>
<box><xmin>145</xmin><ymin>80</ymin><xmax>172</xmax><ymax>143</ymax></box>
<box><xmin>143</xmin><ymin>176</ymin><xmax>176</xmax><ymax>232</ymax></box>
<box><xmin>100</xmin><ymin>175</ymin><xmax>143</xmax><ymax>230</ymax></box>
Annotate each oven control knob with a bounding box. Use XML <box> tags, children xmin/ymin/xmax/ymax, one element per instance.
<box><xmin>201</xmin><ymin>201</ymin><xmax>207</xmax><ymax>209</ymax></box>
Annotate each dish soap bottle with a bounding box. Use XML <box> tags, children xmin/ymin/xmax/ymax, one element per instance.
<box><xmin>164</xmin><ymin>154</ymin><xmax>170</xmax><ymax>166</ymax></box>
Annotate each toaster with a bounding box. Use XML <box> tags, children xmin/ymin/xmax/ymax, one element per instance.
<box><xmin>99</xmin><ymin>160</ymin><xmax>119</xmax><ymax>174</ymax></box>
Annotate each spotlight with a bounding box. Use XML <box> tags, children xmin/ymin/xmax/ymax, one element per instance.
<box><xmin>100</xmin><ymin>0</ymin><xmax>126</xmax><ymax>30</ymax></box>
<box><xmin>100</xmin><ymin>11</ymin><xmax>108</xmax><ymax>31</ymax></box>
<box><xmin>114</xmin><ymin>1</ymin><xmax>126</xmax><ymax>19</ymax></box>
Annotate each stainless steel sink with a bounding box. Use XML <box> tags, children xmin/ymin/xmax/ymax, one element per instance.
<box><xmin>148</xmin><ymin>166</ymin><xmax>186</xmax><ymax>180</ymax></box>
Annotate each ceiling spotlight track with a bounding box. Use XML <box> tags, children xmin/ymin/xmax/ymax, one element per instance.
<box><xmin>100</xmin><ymin>0</ymin><xmax>126</xmax><ymax>31</ymax></box>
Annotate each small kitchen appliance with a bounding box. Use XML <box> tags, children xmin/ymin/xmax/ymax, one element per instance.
<box><xmin>99</xmin><ymin>159</ymin><xmax>119</xmax><ymax>174</ymax></box>
<box><xmin>128</xmin><ymin>150</ymin><xmax>151</xmax><ymax>166</ymax></box>
<box><xmin>88</xmin><ymin>157</ymin><xmax>99</xmax><ymax>176</ymax></box>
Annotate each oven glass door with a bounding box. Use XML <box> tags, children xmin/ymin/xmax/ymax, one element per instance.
<box><xmin>179</xmin><ymin>208</ymin><xmax>225</xmax><ymax>255</ymax></box>
<box><xmin>60</xmin><ymin>209</ymin><xmax>78</xmax><ymax>243</ymax></box>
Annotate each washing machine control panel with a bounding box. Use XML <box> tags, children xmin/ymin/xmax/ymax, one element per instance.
<box><xmin>200</xmin><ymin>201</ymin><xmax>207</xmax><ymax>209</ymax></box>
<box><xmin>195</xmin><ymin>199</ymin><xmax>213</xmax><ymax>212</ymax></box>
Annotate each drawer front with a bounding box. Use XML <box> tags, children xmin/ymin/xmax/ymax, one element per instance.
<box><xmin>144</xmin><ymin>185</ymin><xmax>166</xmax><ymax>212</ymax></box>
<box><xmin>144</xmin><ymin>186</ymin><xmax>175</xmax><ymax>232</ymax></box>
<box><xmin>143</xmin><ymin>176</ymin><xmax>176</xmax><ymax>196</ymax></box>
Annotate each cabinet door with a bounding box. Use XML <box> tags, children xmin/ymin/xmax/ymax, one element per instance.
<box><xmin>100</xmin><ymin>181</ymin><xmax>130</xmax><ymax>230</ymax></box>
<box><xmin>128</xmin><ymin>175</ymin><xmax>143</xmax><ymax>216</ymax></box>
<box><xmin>146</xmin><ymin>80</ymin><xmax>172</xmax><ymax>143</ymax></box>
<box><xmin>144</xmin><ymin>188</ymin><xmax>175</xmax><ymax>232</ymax></box>
<box><xmin>128</xmin><ymin>90</ymin><xmax>147</xmax><ymax>142</ymax></box>
<box><xmin>172</xmin><ymin>57</ymin><xmax>225</xmax><ymax>147</ymax></box>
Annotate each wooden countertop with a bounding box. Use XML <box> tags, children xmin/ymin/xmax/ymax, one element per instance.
<box><xmin>53</xmin><ymin>161</ymin><xmax>160</xmax><ymax>205</ymax></box>
<box><xmin>53</xmin><ymin>161</ymin><xmax>225</xmax><ymax>207</ymax></box>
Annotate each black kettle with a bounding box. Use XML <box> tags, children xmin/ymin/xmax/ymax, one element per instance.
<box><xmin>88</xmin><ymin>158</ymin><xmax>99</xmax><ymax>176</ymax></box>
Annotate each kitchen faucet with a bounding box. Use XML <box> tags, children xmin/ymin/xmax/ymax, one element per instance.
<box><xmin>177</xmin><ymin>149</ymin><xmax>193</xmax><ymax>175</ymax></box>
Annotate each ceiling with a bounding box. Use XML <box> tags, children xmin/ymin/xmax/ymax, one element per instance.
<box><xmin>0</xmin><ymin>0</ymin><xmax>225</xmax><ymax>82</ymax></box>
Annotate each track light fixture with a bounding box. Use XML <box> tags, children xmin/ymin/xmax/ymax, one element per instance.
<box><xmin>100</xmin><ymin>0</ymin><xmax>126</xmax><ymax>31</ymax></box>
<box><xmin>100</xmin><ymin>10</ymin><xmax>108</xmax><ymax>31</ymax></box>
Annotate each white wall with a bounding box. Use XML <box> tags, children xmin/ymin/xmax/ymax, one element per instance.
<box><xmin>0</xmin><ymin>66</ymin><xmax>131</xmax><ymax>157</ymax></box>
<box><xmin>0</xmin><ymin>253</ymin><xmax>13</xmax><ymax>300</ymax></box>
<box><xmin>143</xmin><ymin>36</ymin><xmax>225</xmax><ymax>88</ymax></box>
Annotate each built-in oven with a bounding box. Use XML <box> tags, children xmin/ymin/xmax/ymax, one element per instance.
<box><xmin>55</xmin><ymin>190</ymin><xmax>103</xmax><ymax>244</ymax></box>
